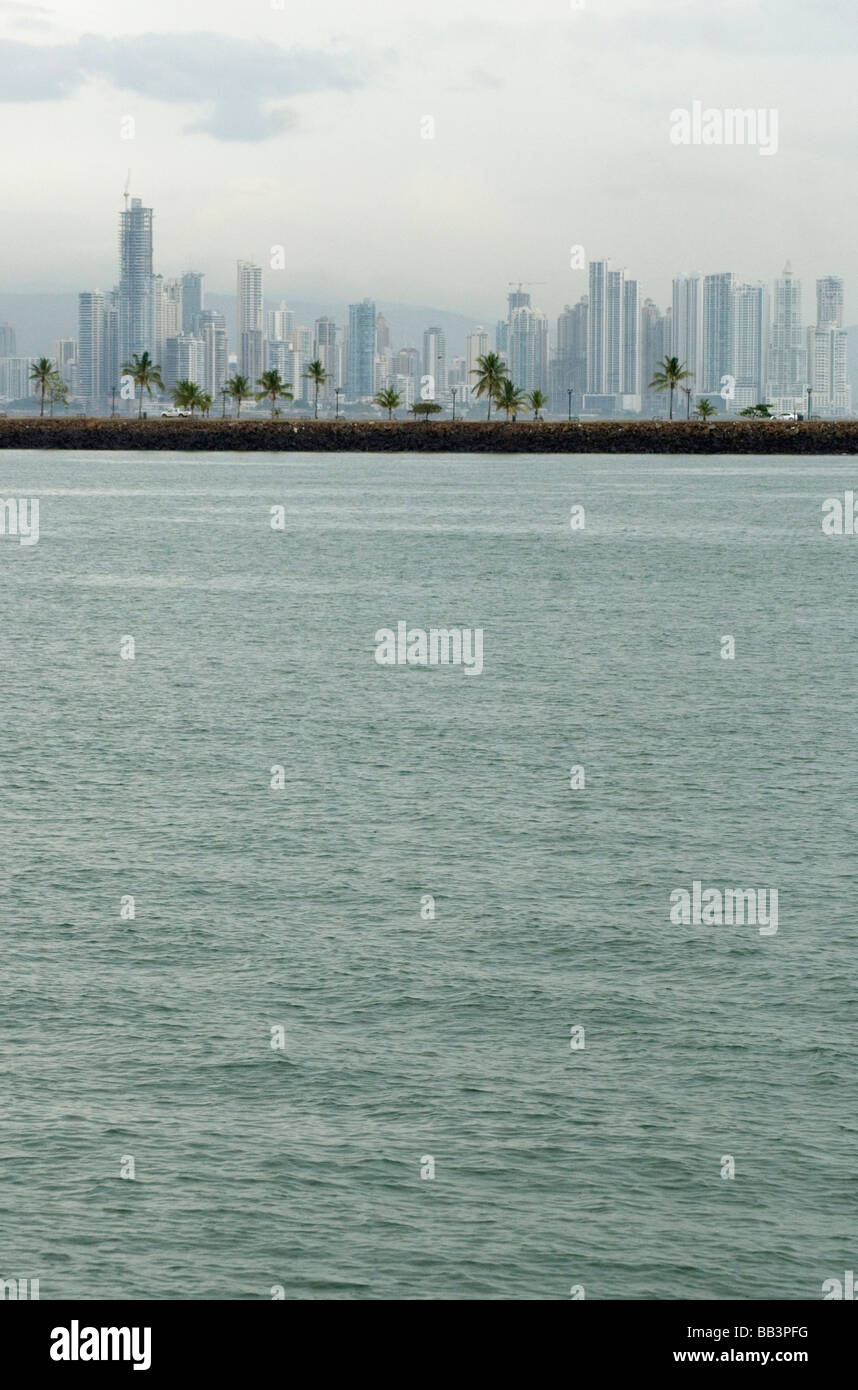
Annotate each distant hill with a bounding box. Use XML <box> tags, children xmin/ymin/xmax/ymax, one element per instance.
<box><xmin>0</xmin><ymin>292</ymin><xmax>490</xmax><ymax>360</ymax></box>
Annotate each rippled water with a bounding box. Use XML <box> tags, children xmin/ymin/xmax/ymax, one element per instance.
<box><xmin>2</xmin><ymin>449</ymin><xmax>857</xmax><ymax>1300</ymax></box>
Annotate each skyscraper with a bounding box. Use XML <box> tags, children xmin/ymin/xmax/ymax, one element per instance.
<box><xmin>671</xmin><ymin>273</ymin><xmax>704</xmax><ymax>391</ymax></box>
<box><xmin>347</xmin><ymin>299</ymin><xmax>376</xmax><ymax>399</ymax></box>
<box><xmin>508</xmin><ymin>305</ymin><xmax>549</xmax><ymax>394</ymax></box>
<box><xmin>237</xmin><ymin>261</ymin><xmax>263</xmax><ymax>384</ymax></box>
<box><xmin>622</xmin><ymin>278</ymin><xmax>640</xmax><ymax>398</ymax></box>
<box><xmin>181</xmin><ymin>272</ymin><xmax>205</xmax><ymax>333</ymax></box>
<box><xmin>767</xmin><ymin>264</ymin><xmax>806</xmax><ymax>408</ymax></box>
<box><xmin>730</xmin><ymin>282</ymin><xmax>769</xmax><ymax>411</ymax></box>
<box><xmin>587</xmin><ymin>260</ymin><xmax>608</xmax><ymax>394</ymax></box>
<box><xmin>702</xmin><ymin>273</ymin><xmax>734</xmax><ymax>393</ymax></box>
<box><xmin>314</xmin><ymin>317</ymin><xmax>339</xmax><ymax>401</ymax></box>
<box><xmin>422</xmin><ymin>326</ymin><xmax>446</xmax><ymax>398</ymax></box>
<box><xmin>816</xmin><ymin>276</ymin><xmax>843</xmax><ymax>328</ymax></box>
<box><xmin>197</xmin><ymin>309</ymin><xmax>228</xmax><ymax>399</ymax></box>
<box><xmin>640</xmin><ymin>298</ymin><xmax>668</xmax><ymax>415</ymax></box>
<box><xmin>119</xmin><ymin>196</ymin><xmax>154</xmax><ymax>364</ymax></box>
<box><xmin>0</xmin><ymin>322</ymin><xmax>17</xmax><ymax>356</ymax></box>
<box><xmin>78</xmin><ymin>290</ymin><xmax>106</xmax><ymax>403</ymax></box>
<box><xmin>551</xmin><ymin>298</ymin><xmax>587</xmax><ymax>414</ymax></box>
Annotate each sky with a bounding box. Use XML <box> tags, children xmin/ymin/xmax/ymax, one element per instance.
<box><xmin>0</xmin><ymin>0</ymin><xmax>856</xmax><ymax>323</ymax></box>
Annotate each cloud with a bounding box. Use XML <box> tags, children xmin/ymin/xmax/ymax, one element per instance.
<box><xmin>0</xmin><ymin>31</ymin><xmax>372</xmax><ymax>140</ymax></box>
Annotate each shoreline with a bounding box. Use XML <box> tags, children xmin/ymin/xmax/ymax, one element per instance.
<box><xmin>1</xmin><ymin>417</ymin><xmax>857</xmax><ymax>454</ymax></box>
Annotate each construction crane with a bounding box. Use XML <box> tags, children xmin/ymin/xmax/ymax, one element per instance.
<box><xmin>507</xmin><ymin>281</ymin><xmax>546</xmax><ymax>294</ymax></box>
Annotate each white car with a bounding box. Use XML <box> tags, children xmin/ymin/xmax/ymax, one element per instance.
<box><xmin>161</xmin><ymin>407</ymin><xmax>192</xmax><ymax>418</ymax></box>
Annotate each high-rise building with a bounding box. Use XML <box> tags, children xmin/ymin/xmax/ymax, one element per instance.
<box><xmin>376</xmin><ymin>314</ymin><xmax>391</xmax><ymax>354</ymax></box>
<box><xmin>551</xmin><ymin>298</ymin><xmax>588</xmax><ymax>414</ymax></box>
<box><xmin>806</xmin><ymin>325</ymin><xmax>850</xmax><ymax>416</ymax></box>
<box><xmin>671</xmin><ymin>272</ymin><xmax>704</xmax><ymax>391</ymax></box>
<box><xmin>314</xmin><ymin>317</ymin><xmax>339</xmax><ymax>401</ymax></box>
<box><xmin>587</xmin><ymin>260</ymin><xmax>608</xmax><ymax>394</ymax></box>
<box><xmin>267</xmin><ymin>301</ymin><xmax>295</xmax><ymax>342</ymax></box>
<box><xmin>622</xmin><ymin>278</ymin><xmax>640</xmax><ymax>398</ymax></box>
<box><xmin>422</xmin><ymin>326</ymin><xmax>446</xmax><ymax>399</ymax></box>
<box><xmin>0</xmin><ymin>357</ymin><xmax>37</xmax><ymax>402</ymax></box>
<box><xmin>164</xmin><ymin>333</ymin><xmax>205</xmax><ymax>392</ymax></box>
<box><xmin>237</xmin><ymin>261</ymin><xmax>263</xmax><ymax>385</ymax></box>
<box><xmin>702</xmin><ymin>273</ymin><xmax>734</xmax><ymax>393</ymax></box>
<box><xmin>54</xmin><ymin>339</ymin><xmax>78</xmax><ymax>391</ymax></box>
<box><xmin>119</xmin><ymin>196</ymin><xmax>154</xmax><ymax>364</ymax></box>
<box><xmin>196</xmin><ymin>310</ymin><xmax>228</xmax><ymax>400</ymax></box>
<box><xmin>153</xmin><ymin>275</ymin><xmax>183</xmax><ymax>367</ymax></box>
<box><xmin>816</xmin><ymin>276</ymin><xmax>843</xmax><ymax>328</ymax></box>
<box><xmin>508</xmin><ymin>305</ymin><xmax>549</xmax><ymax>394</ymax></box>
<box><xmin>346</xmin><ymin>299</ymin><xmax>376</xmax><ymax>399</ymax></box>
<box><xmin>0</xmin><ymin>322</ymin><xmax>17</xmax><ymax>356</ymax></box>
<box><xmin>466</xmin><ymin>328</ymin><xmax>488</xmax><ymax>393</ymax></box>
<box><xmin>767</xmin><ymin>263</ymin><xmax>806</xmax><ymax>409</ymax></box>
<box><xmin>730</xmin><ymin>282</ymin><xmax>769</xmax><ymax>411</ymax></box>
<box><xmin>495</xmin><ymin>320</ymin><xmax>509</xmax><ymax>355</ymax></box>
<box><xmin>181</xmin><ymin>273</ymin><xmax>205</xmax><ymax>333</ymax></box>
<box><xmin>640</xmin><ymin>298</ymin><xmax>668</xmax><ymax>415</ymax></box>
<box><xmin>78</xmin><ymin>290</ymin><xmax>107</xmax><ymax>403</ymax></box>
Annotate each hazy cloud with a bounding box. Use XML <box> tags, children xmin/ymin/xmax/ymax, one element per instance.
<box><xmin>0</xmin><ymin>31</ymin><xmax>372</xmax><ymax>140</ymax></box>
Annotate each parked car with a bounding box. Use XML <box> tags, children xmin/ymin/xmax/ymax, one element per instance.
<box><xmin>161</xmin><ymin>407</ymin><xmax>192</xmax><ymax>418</ymax></box>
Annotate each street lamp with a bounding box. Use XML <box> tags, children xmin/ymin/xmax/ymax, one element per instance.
<box><xmin>335</xmin><ymin>388</ymin><xmax>343</xmax><ymax>419</ymax></box>
<box><xmin>221</xmin><ymin>386</ymin><xmax>229</xmax><ymax>418</ymax></box>
<box><xmin>806</xmin><ymin>385</ymin><xmax>813</xmax><ymax>420</ymax></box>
<box><xmin>567</xmin><ymin>388</ymin><xmax>573</xmax><ymax>422</ymax></box>
<box><xmin>451</xmin><ymin>386</ymin><xmax>457</xmax><ymax>421</ymax></box>
<box><xmin>111</xmin><ymin>384</ymin><xmax>117</xmax><ymax>418</ymax></box>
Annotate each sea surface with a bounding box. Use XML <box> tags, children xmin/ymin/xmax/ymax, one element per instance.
<box><xmin>2</xmin><ymin>449</ymin><xmax>857</xmax><ymax>1301</ymax></box>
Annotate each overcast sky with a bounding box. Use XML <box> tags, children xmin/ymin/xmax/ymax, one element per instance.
<box><xmin>1</xmin><ymin>0</ymin><xmax>855</xmax><ymax>321</ymax></box>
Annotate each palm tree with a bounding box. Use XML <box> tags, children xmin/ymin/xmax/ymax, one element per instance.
<box><xmin>528</xmin><ymin>389</ymin><xmax>548</xmax><ymax>421</ymax></box>
<box><xmin>495</xmin><ymin>379</ymin><xmax>528</xmax><ymax>422</ymax></box>
<box><xmin>172</xmin><ymin>379</ymin><xmax>203</xmax><ymax>416</ymax></box>
<box><xmin>48</xmin><ymin>372</ymin><xmax>68</xmax><ymax>417</ymax></box>
<box><xmin>649</xmin><ymin>356</ymin><xmax>693</xmax><ymax>420</ymax></box>
<box><xmin>374</xmin><ymin>387</ymin><xmax>403</xmax><ymax>420</ymax></box>
<box><xmin>121</xmin><ymin>350</ymin><xmax>164</xmax><ymax>418</ymax></box>
<box><xmin>304</xmin><ymin>359</ymin><xmax>328</xmax><ymax>418</ymax></box>
<box><xmin>197</xmin><ymin>391</ymin><xmax>213</xmax><ymax>418</ymax></box>
<box><xmin>471</xmin><ymin>352</ymin><xmax>507</xmax><ymax>420</ymax></box>
<box><xmin>410</xmin><ymin>402</ymin><xmax>442</xmax><ymax>423</ymax></box>
<box><xmin>695</xmin><ymin>397</ymin><xmax>717</xmax><ymax>419</ymax></box>
<box><xmin>29</xmin><ymin>357</ymin><xmax>55</xmax><ymax>418</ymax></box>
<box><xmin>739</xmin><ymin>402</ymin><xmax>774</xmax><ymax>418</ymax></box>
<box><xmin>256</xmin><ymin>369</ymin><xmax>293</xmax><ymax>418</ymax></box>
<box><xmin>226</xmin><ymin>374</ymin><xmax>252</xmax><ymax>419</ymax></box>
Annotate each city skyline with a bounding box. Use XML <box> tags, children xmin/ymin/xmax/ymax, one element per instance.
<box><xmin>0</xmin><ymin>0</ymin><xmax>856</xmax><ymax>318</ymax></box>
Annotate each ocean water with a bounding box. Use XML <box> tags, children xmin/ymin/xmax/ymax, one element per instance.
<box><xmin>2</xmin><ymin>448</ymin><xmax>857</xmax><ymax>1301</ymax></box>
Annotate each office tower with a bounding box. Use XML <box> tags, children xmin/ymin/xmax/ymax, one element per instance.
<box><xmin>376</xmin><ymin>314</ymin><xmax>391</xmax><ymax>354</ymax></box>
<box><xmin>119</xmin><ymin>195</ymin><xmax>154</xmax><ymax>363</ymax></box>
<box><xmin>196</xmin><ymin>310</ymin><xmax>228</xmax><ymax>399</ymax></box>
<box><xmin>767</xmin><ymin>263</ymin><xmax>806</xmax><ymax>408</ymax></box>
<box><xmin>702</xmin><ymin>272</ymin><xmax>734</xmax><ymax>393</ymax></box>
<box><xmin>164</xmin><ymin>333</ymin><xmax>205</xmax><ymax>392</ymax></box>
<box><xmin>508</xmin><ymin>286</ymin><xmax>531</xmax><ymax>314</ymax></box>
<box><xmin>153</xmin><ymin>275</ymin><xmax>183</xmax><ymax>367</ymax></box>
<box><xmin>671</xmin><ymin>272</ymin><xmax>704</xmax><ymax>390</ymax></box>
<box><xmin>640</xmin><ymin>299</ymin><xmax>668</xmax><ymax>415</ymax></box>
<box><xmin>394</xmin><ymin>347</ymin><xmax>419</xmax><ymax>401</ymax></box>
<box><xmin>54</xmin><ymin>339</ymin><xmax>77</xmax><ymax>390</ymax></box>
<box><xmin>292</xmin><ymin>325</ymin><xmax>311</xmax><ymax>401</ymax></box>
<box><xmin>0</xmin><ymin>322</ymin><xmax>16</xmax><ymax>356</ymax></box>
<box><xmin>551</xmin><ymin>298</ymin><xmax>588</xmax><ymax>413</ymax></box>
<box><xmin>508</xmin><ymin>305</ymin><xmax>549</xmax><ymax>394</ymax></box>
<box><xmin>422</xmin><ymin>325</ymin><xmax>446</xmax><ymax>398</ymax></box>
<box><xmin>267</xmin><ymin>301</ymin><xmax>295</xmax><ymax>342</ymax></box>
<box><xmin>496</xmin><ymin>320</ymin><xmax>509</xmax><ymax>355</ymax></box>
<box><xmin>237</xmin><ymin>261</ymin><xmax>263</xmax><ymax>385</ymax></box>
<box><xmin>806</xmin><ymin>325</ymin><xmax>850</xmax><ymax>416</ymax></box>
<box><xmin>587</xmin><ymin>260</ymin><xmax>634</xmax><ymax>402</ymax></box>
<box><xmin>730</xmin><ymin>282</ymin><xmax>769</xmax><ymax>410</ymax></box>
<box><xmin>586</xmin><ymin>260</ymin><xmax>607</xmax><ymax>393</ymax></box>
<box><xmin>816</xmin><ymin>276</ymin><xmax>843</xmax><ymax>328</ymax></box>
<box><xmin>622</xmin><ymin>278</ymin><xmax>640</xmax><ymax>398</ymax></box>
<box><xmin>0</xmin><ymin>357</ymin><xmax>37</xmax><ymax>402</ymax></box>
<box><xmin>181</xmin><ymin>273</ymin><xmax>205</xmax><ymax>333</ymax></box>
<box><xmin>466</xmin><ymin>328</ymin><xmax>488</xmax><ymax>389</ymax></box>
<box><xmin>346</xmin><ymin>300</ymin><xmax>376</xmax><ymax>399</ymax></box>
<box><xmin>78</xmin><ymin>290</ymin><xmax>107</xmax><ymax>403</ymax></box>
<box><xmin>314</xmin><ymin>317</ymin><xmax>338</xmax><ymax>402</ymax></box>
